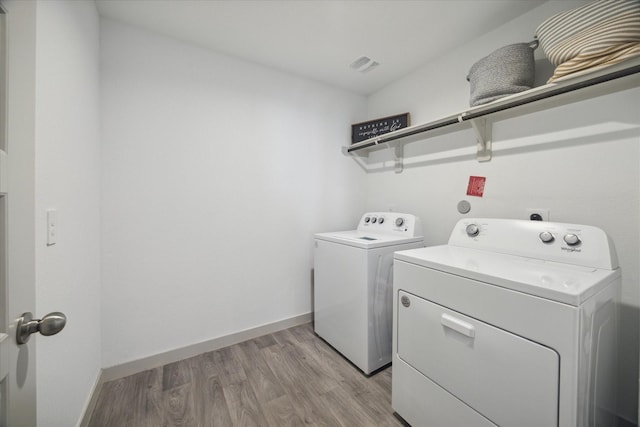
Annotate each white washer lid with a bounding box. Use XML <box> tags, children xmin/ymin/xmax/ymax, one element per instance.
<box><xmin>315</xmin><ymin>230</ymin><xmax>424</xmax><ymax>249</ymax></box>
<box><xmin>394</xmin><ymin>245</ymin><xmax>620</xmax><ymax>306</ymax></box>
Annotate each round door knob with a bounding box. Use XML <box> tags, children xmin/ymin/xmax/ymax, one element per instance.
<box><xmin>539</xmin><ymin>231</ymin><xmax>555</xmax><ymax>243</ymax></box>
<box><xmin>16</xmin><ymin>311</ymin><xmax>67</xmax><ymax>345</ymax></box>
<box><xmin>466</xmin><ymin>224</ymin><xmax>480</xmax><ymax>237</ymax></box>
<box><xmin>563</xmin><ymin>233</ymin><xmax>581</xmax><ymax>246</ymax></box>
<box><xmin>39</xmin><ymin>312</ymin><xmax>67</xmax><ymax>336</ymax></box>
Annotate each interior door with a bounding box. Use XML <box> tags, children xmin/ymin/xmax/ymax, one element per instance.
<box><xmin>0</xmin><ymin>6</ymin><xmax>10</xmax><ymax>426</ymax></box>
<box><xmin>0</xmin><ymin>1</ymin><xmax>38</xmax><ymax>425</ymax></box>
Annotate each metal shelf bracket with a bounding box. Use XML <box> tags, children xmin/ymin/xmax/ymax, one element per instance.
<box><xmin>343</xmin><ymin>140</ymin><xmax>404</xmax><ymax>172</ymax></box>
<box><xmin>469</xmin><ymin>117</ymin><xmax>492</xmax><ymax>162</ymax></box>
<box><xmin>385</xmin><ymin>142</ymin><xmax>403</xmax><ymax>173</ymax></box>
<box><xmin>342</xmin><ymin>145</ymin><xmax>369</xmax><ymax>172</ymax></box>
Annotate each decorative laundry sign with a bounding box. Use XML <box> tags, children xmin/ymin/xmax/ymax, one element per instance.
<box><xmin>467</xmin><ymin>176</ymin><xmax>486</xmax><ymax>197</ymax></box>
<box><xmin>351</xmin><ymin>113</ymin><xmax>410</xmax><ymax>144</ymax></box>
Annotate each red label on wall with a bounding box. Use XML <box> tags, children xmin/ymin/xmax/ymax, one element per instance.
<box><xmin>466</xmin><ymin>176</ymin><xmax>486</xmax><ymax>197</ymax></box>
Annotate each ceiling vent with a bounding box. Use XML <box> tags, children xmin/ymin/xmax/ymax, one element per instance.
<box><xmin>350</xmin><ymin>56</ymin><xmax>380</xmax><ymax>73</ymax></box>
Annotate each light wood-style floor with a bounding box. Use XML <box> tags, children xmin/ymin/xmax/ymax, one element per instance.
<box><xmin>88</xmin><ymin>323</ymin><xmax>406</xmax><ymax>426</ymax></box>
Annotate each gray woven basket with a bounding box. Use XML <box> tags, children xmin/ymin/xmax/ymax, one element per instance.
<box><xmin>467</xmin><ymin>42</ymin><xmax>536</xmax><ymax>107</ymax></box>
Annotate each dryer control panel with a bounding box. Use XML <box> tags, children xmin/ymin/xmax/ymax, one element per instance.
<box><xmin>450</xmin><ymin>218</ymin><xmax>618</xmax><ymax>270</ymax></box>
<box><xmin>358</xmin><ymin>212</ymin><xmax>423</xmax><ymax>237</ymax></box>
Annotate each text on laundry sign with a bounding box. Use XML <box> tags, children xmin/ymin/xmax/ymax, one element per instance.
<box><xmin>351</xmin><ymin>113</ymin><xmax>410</xmax><ymax>144</ymax></box>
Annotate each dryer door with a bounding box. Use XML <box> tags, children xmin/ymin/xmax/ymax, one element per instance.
<box><xmin>397</xmin><ymin>290</ymin><xmax>559</xmax><ymax>427</ymax></box>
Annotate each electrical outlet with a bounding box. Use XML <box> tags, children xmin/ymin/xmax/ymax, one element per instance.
<box><xmin>526</xmin><ymin>208</ymin><xmax>549</xmax><ymax>221</ymax></box>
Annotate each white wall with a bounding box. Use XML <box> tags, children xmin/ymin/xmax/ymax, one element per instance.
<box><xmin>33</xmin><ymin>1</ymin><xmax>102</xmax><ymax>425</ymax></box>
<box><xmin>100</xmin><ymin>19</ymin><xmax>367</xmax><ymax>367</ymax></box>
<box><xmin>366</xmin><ymin>1</ymin><xmax>639</xmax><ymax>423</ymax></box>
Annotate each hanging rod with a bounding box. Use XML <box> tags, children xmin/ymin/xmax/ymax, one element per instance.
<box><xmin>346</xmin><ymin>115</ymin><xmax>461</xmax><ymax>153</ymax></box>
<box><xmin>346</xmin><ymin>62</ymin><xmax>640</xmax><ymax>155</ymax></box>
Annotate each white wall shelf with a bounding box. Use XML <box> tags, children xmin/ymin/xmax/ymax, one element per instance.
<box><xmin>343</xmin><ymin>58</ymin><xmax>640</xmax><ymax>171</ymax></box>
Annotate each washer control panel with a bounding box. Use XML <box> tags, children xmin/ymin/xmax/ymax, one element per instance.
<box><xmin>358</xmin><ymin>212</ymin><xmax>422</xmax><ymax>237</ymax></box>
<box><xmin>450</xmin><ymin>218</ymin><xmax>617</xmax><ymax>270</ymax></box>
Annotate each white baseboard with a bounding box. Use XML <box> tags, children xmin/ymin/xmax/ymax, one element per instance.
<box><xmin>78</xmin><ymin>312</ymin><xmax>312</xmax><ymax>426</ymax></box>
<box><xmin>77</xmin><ymin>371</ymin><xmax>103</xmax><ymax>427</ymax></box>
<box><xmin>102</xmin><ymin>312</ymin><xmax>312</xmax><ymax>382</ymax></box>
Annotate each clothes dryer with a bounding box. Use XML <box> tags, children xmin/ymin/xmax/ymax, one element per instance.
<box><xmin>314</xmin><ymin>212</ymin><xmax>424</xmax><ymax>374</ymax></box>
<box><xmin>393</xmin><ymin>218</ymin><xmax>620</xmax><ymax>427</ymax></box>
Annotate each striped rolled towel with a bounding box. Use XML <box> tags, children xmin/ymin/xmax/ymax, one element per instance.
<box><xmin>536</xmin><ymin>0</ymin><xmax>640</xmax><ymax>82</ymax></box>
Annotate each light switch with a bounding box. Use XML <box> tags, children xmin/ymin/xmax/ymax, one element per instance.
<box><xmin>47</xmin><ymin>209</ymin><xmax>57</xmax><ymax>246</ymax></box>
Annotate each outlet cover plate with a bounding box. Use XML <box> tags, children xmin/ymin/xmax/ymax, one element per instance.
<box><xmin>526</xmin><ymin>208</ymin><xmax>549</xmax><ymax>222</ymax></box>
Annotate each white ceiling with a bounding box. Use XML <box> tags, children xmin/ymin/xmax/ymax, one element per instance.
<box><xmin>95</xmin><ymin>0</ymin><xmax>547</xmax><ymax>95</ymax></box>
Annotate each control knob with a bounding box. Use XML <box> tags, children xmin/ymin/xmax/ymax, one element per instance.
<box><xmin>563</xmin><ymin>233</ymin><xmax>581</xmax><ymax>246</ymax></box>
<box><xmin>372</xmin><ymin>217</ymin><xmax>377</xmax><ymax>224</ymax></box>
<box><xmin>364</xmin><ymin>217</ymin><xmax>370</xmax><ymax>223</ymax></box>
<box><xmin>539</xmin><ymin>231</ymin><xmax>555</xmax><ymax>244</ymax></box>
<box><xmin>465</xmin><ymin>224</ymin><xmax>480</xmax><ymax>237</ymax></box>
<box><xmin>395</xmin><ymin>217</ymin><xmax>404</xmax><ymax>227</ymax></box>
<box><xmin>378</xmin><ymin>217</ymin><xmax>385</xmax><ymax>224</ymax></box>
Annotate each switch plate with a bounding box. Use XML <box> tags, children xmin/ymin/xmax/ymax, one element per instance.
<box><xmin>47</xmin><ymin>209</ymin><xmax>57</xmax><ymax>246</ymax></box>
<box><xmin>526</xmin><ymin>208</ymin><xmax>549</xmax><ymax>222</ymax></box>
<box><xmin>0</xmin><ymin>149</ymin><xmax>7</xmax><ymax>195</ymax></box>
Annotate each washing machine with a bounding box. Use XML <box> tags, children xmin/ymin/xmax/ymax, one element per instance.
<box><xmin>392</xmin><ymin>218</ymin><xmax>620</xmax><ymax>427</ymax></box>
<box><xmin>314</xmin><ymin>212</ymin><xmax>424</xmax><ymax>374</ymax></box>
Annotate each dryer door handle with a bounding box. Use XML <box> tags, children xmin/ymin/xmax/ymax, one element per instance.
<box><xmin>441</xmin><ymin>313</ymin><xmax>475</xmax><ymax>338</ymax></box>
